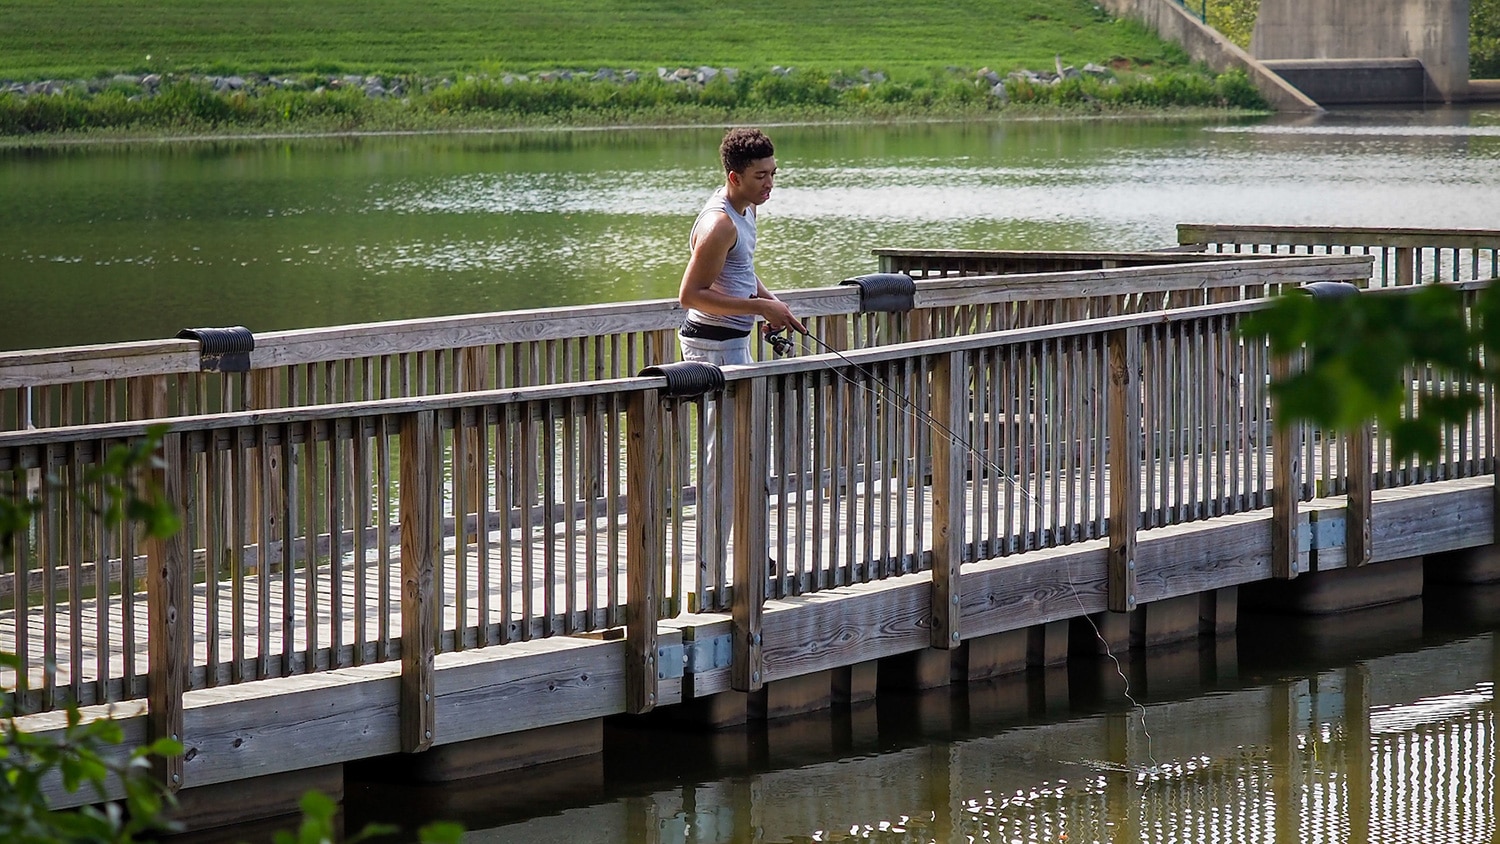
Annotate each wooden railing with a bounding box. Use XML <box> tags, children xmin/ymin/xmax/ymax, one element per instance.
<box><xmin>0</xmin><ymin>255</ymin><xmax>1372</xmax><ymax>433</ymax></box>
<box><xmin>875</xmin><ymin>248</ymin><xmax>1235</xmax><ymax>277</ymax></box>
<box><xmin>2</xmin><ymin>277</ymin><xmax>1490</xmax><ymax>722</ymax></box>
<box><xmin>1177</xmin><ymin>224</ymin><xmax>1500</xmax><ymax>287</ymax></box>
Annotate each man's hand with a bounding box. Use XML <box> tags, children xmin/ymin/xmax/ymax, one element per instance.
<box><xmin>757</xmin><ymin>295</ymin><xmax>806</xmax><ymax>335</ymax></box>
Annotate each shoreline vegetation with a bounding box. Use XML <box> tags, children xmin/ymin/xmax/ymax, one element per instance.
<box><xmin>0</xmin><ymin>64</ymin><xmax>1268</xmax><ymax>142</ymax></box>
<box><xmin>0</xmin><ymin>0</ymin><xmax>1271</xmax><ymax>144</ymax></box>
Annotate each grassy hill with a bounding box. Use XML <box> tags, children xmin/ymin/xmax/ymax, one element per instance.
<box><xmin>2</xmin><ymin>0</ymin><xmax>1184</xmax><ymax>81</ymax></box>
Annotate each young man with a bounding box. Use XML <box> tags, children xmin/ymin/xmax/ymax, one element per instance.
<box><xmin>678</xmin><ymin>127</ymin><xmax>803</xmax><ymax>576</ymax></box>
<box><xmin>678</xmin><ymin>127</ymin><xmax>805</xmax><ymax>367</ymax></box>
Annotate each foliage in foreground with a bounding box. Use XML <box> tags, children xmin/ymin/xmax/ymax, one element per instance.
<box><xmin>1241</xmin><ymin>284</ymin><xmax>1500</xmax><ymax>459</ymax></box>
<box><xmin>0</xmin><ymin>67</ymin><xmax>1267</xmax><ymax>137</ymax></box>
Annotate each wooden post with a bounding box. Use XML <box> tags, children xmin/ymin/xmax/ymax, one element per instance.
<box><xmin>147</xmin><ymin>429</ymin><xmax>189</xmax><ymax>791</ymax></box>
<box><xmin>732</xmin><ymin>378</ymin><xmax>769</xmax><ymax>693</ymax></box>
<box><xmin>625</xmin><ymin>389</ymin><xmax>664</xmax><ymax>714</ymax></box>
<box><xmin>930</xmin><ymin>351</ymin><xmax>966</xmax><ymax>649</ymax></box>
<box><xmin>399</xmin><ymin>411</ymin><xmax>438</xmax><ymax>753</ymax></box>
<box><xmin>1271</xmin><ymin>352</ymin><xmax>1303</xmax><ymax>579</ymax></box>
<box><xmin>1107</xmin><ymin>328</ymin><xmax>1141</xmax><ymax>612</ymax></box>
<box><xmin>1347</xmin><ymin>421</ymin><xmax>1372</xmax><ymax>566</ymax></box>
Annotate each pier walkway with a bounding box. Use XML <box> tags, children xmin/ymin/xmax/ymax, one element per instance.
<box><xmin>2</xmin><ymin>224</ymin><xmax>1498</xmax><ymax>818</ymax></box>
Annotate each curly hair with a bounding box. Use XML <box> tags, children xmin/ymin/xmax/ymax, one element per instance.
<box><xmin>720</xmin><ymin>127</ymin><xmax>775</xmax><ymax>174</ymax></box>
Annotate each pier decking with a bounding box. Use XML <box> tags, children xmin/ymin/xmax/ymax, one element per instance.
<box><xmin>3</xmin><ymin>225</ymin><xmax>1499</xmax><ymax>825</ymax></box>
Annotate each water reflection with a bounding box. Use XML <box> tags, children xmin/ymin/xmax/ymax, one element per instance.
<box><xmin>338</xmin><ymin>587</ymin><xmax>1498</xmax><ymax>843</ymax></box>
<box><xmin>3</xmin><ymin>108</ymin><xmax>1499</xmax><ymax>351</ymax></box>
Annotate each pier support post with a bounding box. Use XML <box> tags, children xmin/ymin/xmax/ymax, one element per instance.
<box><xmin>1271</xmin><ymin>350</ymin><xmax>1304</xmax><ymax>579</ymax></box>
<box><xmin>930</xmin><ymin>350</ymin><xmax>966</xmax><ymax>648</ymax></box>
<box><xmin>1107</xmin><ymin>328</ymin><xmax>1141</xmax><ymax>612</ymax></box>
<box><xmin>731</xmin><ymin>378</ymin><xmax>768</xmax><ymax>693</ymax></box>
<box><xmin>399</xmin><ymin>411</ymin><xmax>439</xmax><ymax>753</ymax></box>
<box><xmin>1346</xmin><ymin>421</ymin><xmax>1372</xmax><ymax>566</ymax></box>
<box><xmin>147</xmin><ymin>426</ymin><xmax>189</xmax><ymax>792</ymax></box>
<box><xmin>625</xmin><ymin>389</ymin><xmax>664</xmax><ymax>713</ymax></box>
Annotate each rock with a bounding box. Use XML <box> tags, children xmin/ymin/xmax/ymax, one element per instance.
<box><xmin>1061</xmin><ymin>65</ymin><xmax>1081</xmax><ymax>79</ymax></box>
<box><xmin>1083</xmin><ymin>62</ymin><xmax>1109</xmax><ymax>77</ymax></box>
<box><xmin>112</xmin><ymin>73</ymin><xmax>141</xmax><ymax>86</ymax></box>
<box><xmin>623</xmin><ymin>69</ymin><xmax>639</xmax><ymax>83</ymax></box>
<box><xmin>990</xmin><ymin>81</ymin><xmax>1008</xmax><ymax>102</ymax></box>
<box><xmin>722</xmin><ymin>67</ymin><xmax>738</xmax><ymax>82</ymax></box>
<box><xmin>673</xmin><ymin>67</ymin><xmax>694</xmax><ymax>80</ymax></box>
<box><xmin>593</xmin><ymin>67</ymin><xmax>616</xmax><ymax>81</ymax></box>
<box><xmin>226</xmin><ymin>75</ymin><xmax>246</xmax><ymax>90</ymax></box>
<box><xmin>697</xmin><ymin>66</ymin><xmax>718</xmax><ymax>83</ymax></box>
<box><xmin>364</xmin><ymin>84</ymin><xmax>386</xmax><ymax>98</ymax></box>
<box><xmin>502</xmin><ymin>73</ymin><xmax>517</xmax><ymax>85</ymax></box>
<box><xmin>142</xmin><ymin>74</ymin><xmax>162</xmax><ymax>89</ymax></box>
<box><xmin>558</xmin><ymin>70</ymin><xmax>573</xmax><ymax>81</ymax></box>
<box><xmin>771</xmin><ymin>65</ymin><xmax>792</xmax><ymax>76</ymax></box>
<box><xmin>657</xmin><ymin>67</ymin><xmax>670</xmax><ymax>80</ymax></box>
<box><xmin>978</xmin><ymin>67</ymin><xmax>1002</xmax><ymax>85</ymax></box>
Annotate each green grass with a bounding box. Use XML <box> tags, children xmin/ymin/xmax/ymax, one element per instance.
<box><xmin>0</xmin><ymin>0</ymin><xmax>1184</xmax><ymax>81</ymax></box>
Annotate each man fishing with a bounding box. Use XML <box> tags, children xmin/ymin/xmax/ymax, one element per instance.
<box><xmin>678</xmin><ymin>126</ymin><xmax>805</xmax><ymax>366</ymax></box>
<box><xmin>678</xmin><ymin>127</ymin><xmax>804</xmax><ymax>573</ymax></box>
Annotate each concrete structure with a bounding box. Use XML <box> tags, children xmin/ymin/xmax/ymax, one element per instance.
<box><xmin>1097</xmin><ymin>0</ymin><xmax>1322</xmax><ymax>111</ymax></box>
<box><xmin>1253</xmin><ymin>0</ymin><xmax>1471</xmax><ymax>103</ymax></box>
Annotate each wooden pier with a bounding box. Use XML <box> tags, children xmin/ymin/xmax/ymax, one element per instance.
<box><xmin>2</xmin><ymin>225</ymin><xmax>1499</xmax><ymax>830</ymax></box>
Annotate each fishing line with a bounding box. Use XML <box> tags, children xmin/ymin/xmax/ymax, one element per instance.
<box><xmin>775</xmin><ymin>326</ymin><xmax>1156</xmax><ymax>767</ymax></box>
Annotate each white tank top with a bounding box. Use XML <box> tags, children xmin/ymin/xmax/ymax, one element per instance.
<box><xmin>685</xmin><ymin>187</ymin><xmax>758</xmax><ymax>332</ymax></box>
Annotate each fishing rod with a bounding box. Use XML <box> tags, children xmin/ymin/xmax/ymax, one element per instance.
<box><xmin>766</xmin><ymin>324</ymin><xmax>1158</xmax><ymax>768</ymax></box>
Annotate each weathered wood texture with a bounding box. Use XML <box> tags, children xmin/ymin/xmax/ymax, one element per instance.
<box><xmin>1178</xmin><ymin>223</ymin><xmax>1500</xmax><ymax>287</ymax></box>
<box><xmin>0</xmin><ymin>256</ymin><xmax>1369</xmax><ymax>434</ymax></box>
<box><xmin>4</xmin><ymin>292</ymin><xmax>1494</xmax><ymax>718</ymax></box>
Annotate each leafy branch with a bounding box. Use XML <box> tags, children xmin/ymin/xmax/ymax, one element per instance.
<box><xmin>1240</xmin><ymin>283</ymin><xmax>1500</xmax><ymax>458</ymax></box>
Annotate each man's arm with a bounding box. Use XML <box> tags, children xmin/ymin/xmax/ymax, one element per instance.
<box><xmin>678</xmin><ymin>213</ymin><xmax>805</xmax><ymax>333</ymax></box>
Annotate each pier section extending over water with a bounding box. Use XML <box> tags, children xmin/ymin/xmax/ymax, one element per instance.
<box><xmin>3</xmin><ymin>226</ymin><xmax>1499</xmax><ymax>832</ymax></box>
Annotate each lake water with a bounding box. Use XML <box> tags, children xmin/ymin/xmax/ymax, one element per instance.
<box><xmin>340</xmin><ymin>589</ymin><xmax>1498</xmax><ymax>844</ymax></box>
<box><xmin>2</xmin><ymin>106</ymin><xmax>1499</xmax><ymax>353</ymax></box>
<box><xmin>5</xmin><ymin>108</ymin><xmax>1499</xmax><ymax>841</ymax></box>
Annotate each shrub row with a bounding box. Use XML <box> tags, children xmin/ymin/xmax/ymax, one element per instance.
<box><xmin>0</xmin><ymin>67</ymin><xmax>1267</xmax><ymax>136</ymax></box>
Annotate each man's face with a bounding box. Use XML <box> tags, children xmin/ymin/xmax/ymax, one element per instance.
<box><xmin>732</xmin><ymin>156</ymin><xmax>777</xmax><ymax>205</ymax></box>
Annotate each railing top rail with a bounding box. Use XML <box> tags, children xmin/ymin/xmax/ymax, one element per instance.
<box><xmin>0</xmin><ymin>255</ymin><xmax>1371</xmax><ymax>390</ymax></box>
<box><xmin>871</xmin><ymin>247</ymin><xmax>1243</xmax><ymax>260</ymax></box>
<box><xmin>9</xmin><ymin>287</ymin><xmax>1394</xmax><ymax>453</ymax></box>
<box><xmin>1178</xmin><ymin>223</ymin><xmax>1500</xmax><ymax>249</ymax></box>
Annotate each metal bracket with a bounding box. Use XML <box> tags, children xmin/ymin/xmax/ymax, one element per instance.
<box><xmin>657</xmin><ymin>644</ymin><xmax>684</xmax><ymax>680</ymax></box>
<box><xmin>657</xmin><ymin>633</ymin><xmax>734</xmax><ymax>681</ymax></box>
<box><xmin>1298</xmin><ymin>514</ymin><xmax>1347</xmax><ymax>553</ymax></box>
<box><xmin>686</xmin><ymin>633</ymin><xmax>733</xmax><ymax>674</ymax></box>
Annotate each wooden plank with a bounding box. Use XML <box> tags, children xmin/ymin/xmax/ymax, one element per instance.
<box><xmin>398</xmin><ymin>411</ymin><xmax>438</xmax><ymax>753</ymax></box>
<box><xmin>1106</xmin><ymin>328</ymin><xmax>1142</xmax><ymax>612</ymax></box>
<box><xmin>930</xmin><ymin>350</ymin><xmax>966</xmax><ymax>649</ymax></box>
<box><xmin>624</xmin><ymin>389</ymin><xmax>663</xmax><ymax>714</ymax></box>
<box><xmin>148</xmin><ymin>431</ymin><xmax>190</xmax><ymax>791</ymax></box>
<box><xmin>731</xmin><ymin>378</ymin><xmax>769</xmax><ymax>692</ymax></box>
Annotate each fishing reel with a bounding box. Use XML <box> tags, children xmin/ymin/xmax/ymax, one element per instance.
<box><xmin>765</xmin><ymin>328</ymin><xmax>795</xmax><ymax>357</ymax></box>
